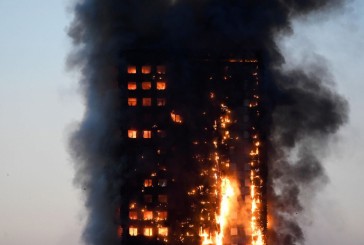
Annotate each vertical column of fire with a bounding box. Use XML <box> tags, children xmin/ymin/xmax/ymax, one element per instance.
<box><xmin>214</xmin><ymin>104</ymin><xmax>235</xmax><ymax>245</ymax></box>
<box><xmin>198</xmin><ymin>61</ymin><xmax>268</xmax><ymax>245</ymax></box>
<box><xmin>248</xmin><ymin>68</ymin><xmax>265</xmax><ymax>245</ymax></box>
<box><xmin>199</xmin><ymin>92</ymin><xmax>236</xmax><ymax>245</ymax></box>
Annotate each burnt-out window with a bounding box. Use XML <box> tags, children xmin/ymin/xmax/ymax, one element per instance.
<box><xmin>143</xmin><ymin>113</ymin><xmax>152</xmax><ymax>122</ymax></box>
<box><xmin>158</xmin><ymin>195</ymin><xmax>167</xmax><ymax>203</ymax></box>
<box><xmin>156</xmin><ymin>65</ymin><xmax>166</xmax><ymax>74</ymax></box>
<box><xmin>157</xmin><ymin>98</ymin><xmax>166</xmax><ymax>106</ymax></box>
<box><xmin>142</xmin><ymin>98</ymin><xmax>152</xmax><ymax>106</ymax></box>
<box><xmin>117</xmin><ymin>226</ymin><xmax>123</xmax><ymax>238</ymax></box>
<box><xmin>157</xmin><ymin>130</ymin><xmax>166</xmax><ymax>138</ymax></box>
<box><xmin>142</xmin><ymin>81</ymin><xmax>152</xmax><ymax>90</ymax></box>
<box><xmin>158</xmin><ymin>179</ymin><xmax>167</xmax><ymax>187</ymax></box>
<box><xmin>144</xmin><ymin>195</ymin><xmax>152</xmax><ymax>203</ymax></box>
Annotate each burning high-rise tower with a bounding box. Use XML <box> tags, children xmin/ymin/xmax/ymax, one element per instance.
<box><xmin>68</xmin><ymin>1</ymin><xmax>348</xmax><ymax>245</ymax></box>
<box><xmin>118</xmin><ymin>51</ymin><xmax>267</xmax><ymax>245</ymax></box>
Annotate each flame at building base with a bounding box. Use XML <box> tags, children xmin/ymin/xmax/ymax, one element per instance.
<box><xmin>199</xmin><ymin>175</ymin><xmax>265</xmax><ymax>245</ymax></box>
<box><xmin>198</xmin><ymin>72</ymin><xmax>266</xmax><ymax>245</ymax></box>
<box><xmin>200</xmin><ymin>177</ymin><xmax>235</xmax><ymax>245</ymax></box>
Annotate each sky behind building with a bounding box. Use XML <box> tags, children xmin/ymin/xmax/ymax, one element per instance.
<box><xmin>0</xmin><ymin>0</ymin><xmax>363</xmax><ymax>244</ymax></box>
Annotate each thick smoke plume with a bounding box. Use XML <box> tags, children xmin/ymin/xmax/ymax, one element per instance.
<box><xmin>68</xmin><ymin>0</ymin><xmax>348</xmax><ymax>244</ymax></box>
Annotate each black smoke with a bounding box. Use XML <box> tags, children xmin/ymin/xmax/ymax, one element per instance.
<box><xmin>67</xmin><ymin>0</ymin><xmax>348</xmax><ymax>244</ymax></box>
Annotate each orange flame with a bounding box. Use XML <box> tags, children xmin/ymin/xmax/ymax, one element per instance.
<box><xmin>200</xmin><ymin>177</ymin><xmax>235</xmax><ymax>245</ymax></box>
<box><xmin>250</xmin><ymin>139</ymin><xmax>265</xmax><ymax>245</ymax></box>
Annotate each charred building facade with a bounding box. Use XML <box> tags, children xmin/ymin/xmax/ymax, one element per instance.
<box><xmin>118</xmin><ymin>52</ymin><xmax>267</xmax><ymax>245</ymax></box>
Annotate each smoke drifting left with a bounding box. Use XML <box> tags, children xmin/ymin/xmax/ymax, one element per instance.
<box><xmin>68</xmin><ymin>1</ymin><xmax>348</xmax><ymax>245</ymax></box>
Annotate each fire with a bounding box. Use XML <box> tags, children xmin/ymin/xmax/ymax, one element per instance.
<box><xmin>199</xmin><ymin>67</ymin><xmax>266</xmax><ymax>245</ymax></box>
<box><xmin>170</xmin><ymin>111</ymin><xmax>183</xmax><ymax>123</ymax></box>
<box><xmin>216</xmin><ymin>178</ymin><xmax>234</xmax><ymax>245</ymax></box>
<box><xmin>200</xmin><ymin>229</ymin><xmax>214</xmax><ymax>245</ymax></box>
<box><xmin>200</xmin><ymin>177</ymin><xmax>235</xmax><ymax>245</ymax></box>
<box><xmin>250</xmin><ymin>136</ymin><xmax>265</xmax><ymax>245</ymax></box>
<box><xmin>250</xmin><ymin>170</ymin><xmax>264</xmax><ymax>245</ymax></box>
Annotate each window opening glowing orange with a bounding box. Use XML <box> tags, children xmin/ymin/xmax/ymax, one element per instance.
<box><xmin>128</xmin><ymin>82</ymin><xmax>137</xmax><ymax>90</ymax></box>
<box><xmin>143</xmin><ymin>130</ymin><xmax>152</xmax><ymax>138</ymax></box>
<box><xmin>127</xmin><ymin>66</ymin><xmax>137</xmax><ymax>74</ymax></box>
<box><xmin>142</xmin><ymin>82</ymin><xmax>152</xmax><ymax>90</ymax></box>
<box><xmin>128</xmin><ymin>98</ymin><xmax>137</xmax><ymax>106</ymax></box>
<box><xmin>129</xmin><ymin>227</ymin><xmax>138</xmax><ymax>236</ymax></box>
<box><xmin>156</xmin><ymin>81</ymin><xmax>166</xmax><ymax>90</ymax></box>
<box><xmin>142</xmin><ymin>65</ymin><xmax>151</xmax><ymax>74</ymax></box>
<box><xmin>128</xmin><ymin>130</ymin><xmax>137</xmax><ymax>138</ymax></box>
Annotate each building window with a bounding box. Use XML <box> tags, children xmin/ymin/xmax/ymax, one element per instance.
<box><xmin>129</xmin><ymin>202</ymin><xmax>137</xmax><ymax>209</ymax></box>
<box><xmin>158</xmin><ymin>179</ymin><xmax>167</xmax><ymax>187</ymax></box>
<box><xmin>157</xmin><ymin>66</ymin><xmax>166</xmax><ymax>74</ymax></box>
<box><xmin>157</xmin><ymin>211</ymin><xmax>167</xmax><ymax>220</ymax></box>
<box><xmin>127</xmin><ymin>66</ymin><xmax>137</xmax><ymax>74</ymax></box>
<box><xmin>158</xmin><ymin>227</ymin><xmax>168</xmax><ymax>236</ymax></box>
<box><xmin>142</xmin><ymin>65</ymin><xmax>151</xmax><ymax>74</ymax></box>
<box><xmin>157</xmin><ymin>98</ymin><xmax>166</xmax><ymax>106</ymax></box>
<box><xmin>128</xmin><ymin>130</ymin><xmax>137</xmax><ymax>138</ymax></box>
<box><xmin>157</xmin><ymin>130</ymin><xmax>166</xmax><ymax>138</ymax></box>
<box><xmin>115</xmin><ymin>207</ymin><xmax>121</xmax><ymax>219</ymax></box>
<box><xmin>142</xmin><ymin>98</ymin><xmax>152</xmax><ymax>106</ymax></box>
<box><xmin>156</xmin><ymin>81</ymin><xmax>166</xmax><ymax>90</ymax></box>
<box><xmin>231</xmin><ymin>211</ymin><xmax>238</xmax><ymax>220</ymax></box>
<box><xmin>129</xmin><ymin>211</ymin><xmax>138</xmax><ymax>220</ymax></box>
<box><xmin>143</xmin><ymin>211</ymin><xmax>153</xmax><ymax>220</ymax></box>
<box><xmin>143</xmin><ymin>227</ymin><xmax>153</xmax><ymax>237</ymax></box>
<box><xmin>144</xmin><ymin>195</ymin><xmax>152</xmax><ymax>203</ymax></box>
<box><xmin>142</xmin><ymin>81</ymin><xmax>152</xmax><ymax>90</ymax></box>
<box><xmin>143</xmin><ymin>130</ymin><xmax>152</xmax><ymax>139</ymax></box>
<box><xmin>117</xmin><ymin>226</ymin><xmax>123</xmax><ymax>238</ymax></box>
<box><xmin>158</xmin><ymin>195</ymin><xmax>167</xmax><ymax>203</ymax></box>
<box><xmin>129</xmin><ymin>227</ymin><xmax>138</xmax><ymax>236</ymax></box>
<box><xmin>144</xmin><ymin>179</ymin><xmax>152</xmax><ymax>187</ymax></box>
<box><xmin>128</xmin><ymin>82</ymin><xmax>137</xmax><ymax>90</ymax></box>
<box><xmin>170</xmin><ymin>111</ymin><xmax>183</xmax><ymax>123</ymax></box>
<box><xmin>128</xmin><ymin>98</ymin><xmax>137</xmax><ymax>106</ymax></box>
<box><xmin>230</xmin><ymin>227</ymin><xmax>238</xmax><ymax>236</ymax></box>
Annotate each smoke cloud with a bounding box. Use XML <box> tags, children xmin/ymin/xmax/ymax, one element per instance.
<box><xmin>68</xmin><ymin>0</ymin><xmax>348</xmax><ymax>244</ymax></box>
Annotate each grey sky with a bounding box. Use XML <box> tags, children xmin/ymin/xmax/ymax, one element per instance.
<box><xmin>282</xmin><ymin>3</ymin><xmax>364</xmax><ymax>244</ymax></box>
<box><xmin>0</xmin><ymin>1</ymin><xmax>363</xmax><ymax>245</ymax></box>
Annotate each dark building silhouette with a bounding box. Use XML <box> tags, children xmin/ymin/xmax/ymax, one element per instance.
<box><xmin>118</xmin><ymin>52</ymin><xmax>267</xmax><ymax>245</ymax></box>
